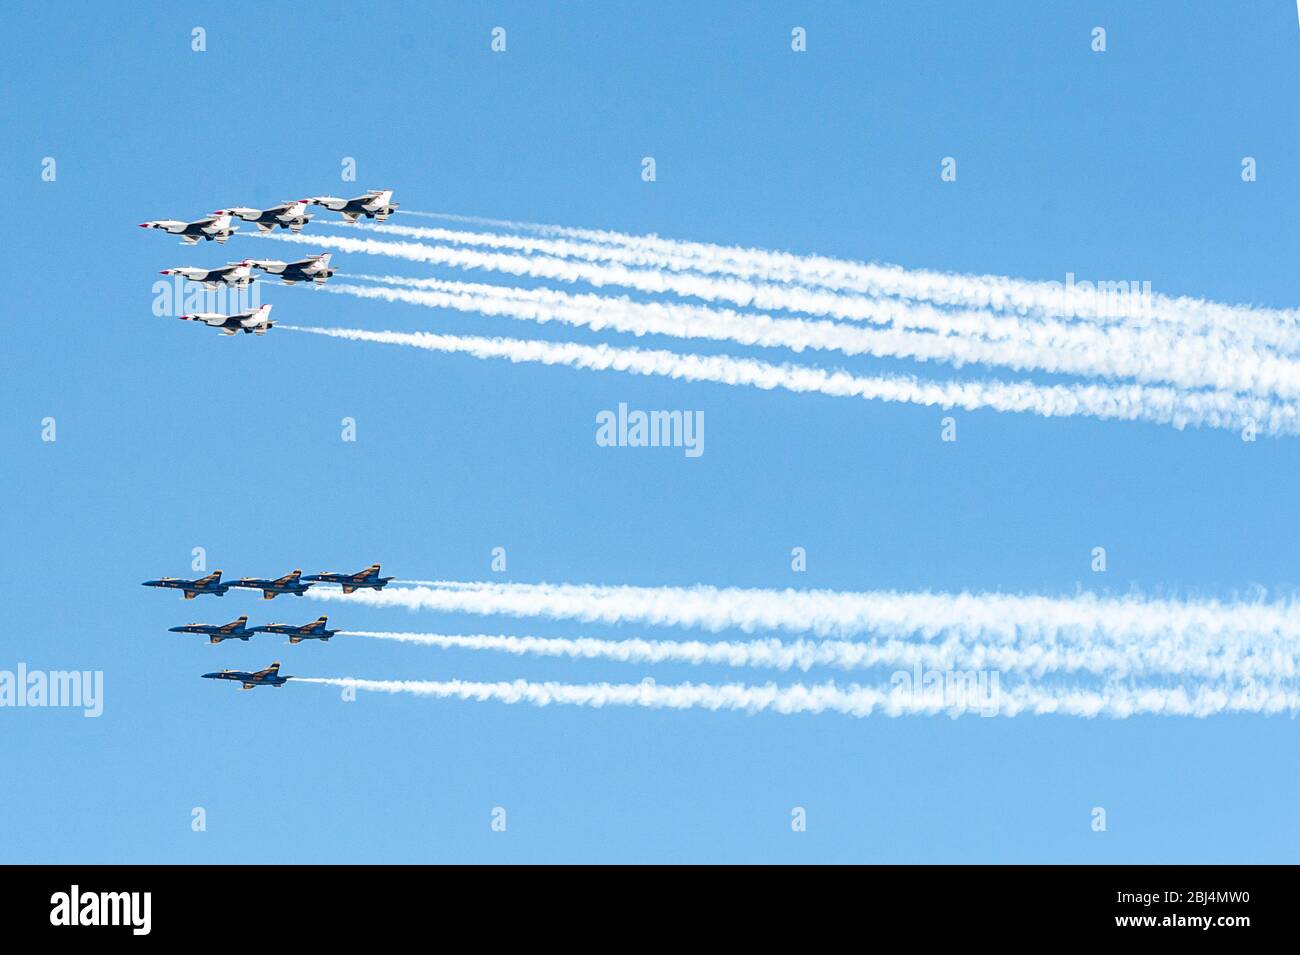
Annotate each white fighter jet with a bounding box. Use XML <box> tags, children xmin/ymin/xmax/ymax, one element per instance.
<box><xmin>247</xmin><ymin>253</ymin><xmax>334</xmax><ymax>286</ymax></box>
<box><xmin>159</xmin><ymin>261</ymin><xmax>256</xmax><ymax>290</ymax></box>
<box><xmin>215</xmin><ymin>201</ymin><xmax>313</xmax><ymax>234</ymax></box>
<box><xmin>177</xmin><ymin>304</ymin><xmax>274</xmax><ymax>336</ymax></box>
<box><xmin>307</xmin><ymin>189</ymin><xmax>399</xmax><ymax>223</ymax></box>
<box><xmin>138</xmin><ymin>212</ymin><xmax>236</xmax><ymax>245</ymax></box>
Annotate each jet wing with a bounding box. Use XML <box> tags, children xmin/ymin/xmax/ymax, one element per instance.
<box><xmin>235</xmin><ymin>305</ymin><xmax>273</xmax><ymax>328</ymax></box>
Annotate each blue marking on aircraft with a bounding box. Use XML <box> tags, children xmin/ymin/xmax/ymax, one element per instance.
<box><xmin>142</xmin><ymin>570</ymin><xmax>232</xmax><ymax>599</ymax></box>
<box><xmin>202</xmin><ymin>661</ymin><xmax>292</xmax><ymax>690</ymax></box>
<box><xmin>169</xmin><ymin>615</ymin><xmax>256</xmax><ymax>643</ymax></box>
<box><xmin>251</xmin><ymin>616</ymin><xmax>339</xmax><ymax>643</ymax></box>
<box><xmin>302</xmin><ymin>563</ymin><xmax>393</xmax><ymax>594</ymax></box>
<box><xmin>230</xmin><ymin>569</ymin><xmax>313</xmax><ymax>600</ymax></box>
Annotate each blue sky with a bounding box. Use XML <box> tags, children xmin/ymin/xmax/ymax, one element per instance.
<box><xmin>2</xmin><ymin>1</ymin><xmax>1299</xmax><ymax>863</ymax></box>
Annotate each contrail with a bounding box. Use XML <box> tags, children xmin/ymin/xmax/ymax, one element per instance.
<box><xmin>329</xmin><ymin>275</ymin><xmax>1300</xmax><ymax>399</ymax></box>
<box><xmin>294</xmin><ymin>674</ymin><xmax>1300</xmax><ymax>718</ymax></box>
<box><xmin>339</xmin><ymin>630</ymin><xmax>1299</xmax><ymax>680</ymax></box>
<box><xmin>278</xmin><ymin>324</ymin><xmax>1298</xmax><ymax>434</ymax></box>
<box><xmin>309</xmin><ymin>580</ymin><xmax>1300</xmax><ymax>645</ymax></box>
<box><xmin>393</xmin><ymin>213</ymin><xmax>1300</xmax><ymax>355</ymax></box>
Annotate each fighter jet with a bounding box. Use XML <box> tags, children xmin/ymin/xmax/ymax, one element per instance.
<box><xmin>159</xmin><ymin>261</ymin><xmax>255</xmax><ymax>290</ymax></box>
<box><xmin>307</xmin><ymin>189</ymin><xmax>399</xmax><ymax>223</ymax></box>
<box><xmin>177</xmin><ymin>303</ymin><xmax>274</xmax><ymax>336</ymax></box>
<box><xmin>230</xmin><ymin>569</ymin><xmax>312</xmax><ymax>600</ymax></box>
<box><xmin>303</xmin><ymin>563</ymin><xmax>393</xmax><ymax>594</ymax></box>
<box><xmin>202</xmin><ymin>661</ymin><xmax>292</xmax><ymax>690</ymax></box>
<box><xmin>215</xmin><ymin>201</ymin><xmax>313</xmax><ymax>234</ymax></box>
<box><xmin>169</xmin><ymin>615</ymin><xmax>256</xmax><ymax>644</ymax></box>
<box><xmin>251</xmin><ymin>616</ymin><xmax>339</xmax><ymax>644</ymax></box>
<box><xmin>248</xmin><ymin>253</ymin><xmax>334</xmax><ymax>286</ymax></box>
<box><xmin>141</xmin><ymin>570</ymin><xmax>231</xmax><ymax>599</ymax></box>
<box><xmin>138</xmin><ymin>213</ymin><xmax>236</xmax><ymax>245</ymax></box>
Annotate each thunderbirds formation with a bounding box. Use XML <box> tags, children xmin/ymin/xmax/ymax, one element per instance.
<box><xmin>143</xmin><ymin>564</ymin><xmax>391</xmax><ymax>689</ymax></box>
<box><xmin>141</xmin><ymin>189</ymin><xmax>396</xmax><ymax>335</ymax></box>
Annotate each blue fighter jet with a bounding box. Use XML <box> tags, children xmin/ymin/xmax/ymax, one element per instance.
<box><xmin>251</xmin><ymin>616</ymin><xmax>339</xmax><ymax>644</ymax></box>
<box><xmin>169</xmin><ymin>615</ymin><xmax>256</xmax><ymax>644</ymax></box>
<box><xmin>202</xmin><ymin>661</ymin><xmax>292</xmax><ymax>690</ymax></box>
<box><xmin>230</xmin><ymin>569</ymin><xmax>313</xmax><ymax>600</ymax></box>
<box><xmin>142</xmin><ymin>569</ymin><xmax>231</xmax><ymax>599</ymax></box>
<box><xmin>303</xmin><ymin>563</ymin><xmax>393</xmax><ymax>594</ymax></box>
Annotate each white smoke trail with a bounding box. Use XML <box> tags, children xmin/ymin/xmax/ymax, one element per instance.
<box><xmin>398</xmin><ymin>210</ymin><xmax>579</xmax><ymax>233</ymax></box>
<box><xmin>339</xmin><ymin>630</ymin><xmax>1300</xmax><ymax>680</ymax></box>
<box><xmin>278</xmin><ymin>325</ymin><xmax>1298</xmax><ymax>434</ymax></box>
<box><xmin>294</xmin><ymin>674</ymin><xmax>1300</xmax><ymax>718</ymax></box>
<box><xmin>329</xmin><ymin>275</ymin><xmax>1300</xmax><ymax>399</ymax></box>
<box><xmin>390</xmin><ymin>579</ymin><xmax>480</xmax><ymax>588</ymax></box>
<box><xmin>394</xmin><ymin>212</ymin><xmax>1300</xmax><ymax>354</ymax></box>
<box><xmin>309</xmin><ymin>580</ymin><xmax>1300</xmax><ymax>646</ymax></box>
<box><xmin>253</xmin><ymin>231</ymin><xmax>1083</xmax><ymax>329</ymax></box>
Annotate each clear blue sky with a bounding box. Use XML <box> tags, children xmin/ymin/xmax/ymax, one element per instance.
<box><xmin>2</xmin><ymin>1</ymin><xmax>1299</xmax><ymax>863</ymax></box>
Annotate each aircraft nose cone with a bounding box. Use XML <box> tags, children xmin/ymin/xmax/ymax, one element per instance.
<box><xmin>168</xmin><ymin>627</ymin><xmax>184</xmax><ymax>632</ymax></box>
